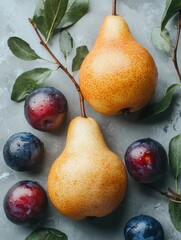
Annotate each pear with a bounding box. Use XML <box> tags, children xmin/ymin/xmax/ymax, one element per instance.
<box><xmin>48</xmin><ymin>116</ymin><xmax>127</xmax><ymax>220</ymax></box>
<box><xmin>79</xmin><ymin>15</ymin><xmax>158</xmax><ymax>115</ymax></box>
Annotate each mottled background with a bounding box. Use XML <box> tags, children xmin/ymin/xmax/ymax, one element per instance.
<box><xmin>0</xmin><ymin>0</ymin><xmax>181</xmax><ymax>239</ymax></box>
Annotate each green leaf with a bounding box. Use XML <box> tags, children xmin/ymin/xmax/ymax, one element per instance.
<box><xmin>161</xmin><ymin>0</ymin><xmax>181</xmax><ymax>30</ymax></box>
<box><xmin>8</xmin><ymin>37</ymin><xmax>41</xmax><ymax>61</ymax></box>
<box><xmin>59</xmin><ymin>0</ymin><xmax>89</xmax><ymax>29</ymax></box>
<box><xmin>33</xmin><ymin>15</ymin><xmax>48</xmax><ymax>39</ymax></box>
<box><xmin>169</xmin><ymin>134</ymin><xmax>181</xmax><ymax>178</ymax></box>
<box><xmin>33</xmin><ymin>0</ymin><xmax>48</xmax><ymax>38</ymax></box>
<box><xmin>59</xmin><ymin>30</ymin><xmax>74</xmax><ymax>60</ymax></box>
<box><xmin>44</xmin><ymin>0</ymin><xmax>68</xmax><ymax>42</ymax></box>
<box><xmin>140</xmin><ymin>84</ymin><xmax>180</xmax><ymax>119</ymax></box>
<box><xmin>152</xmin><ymin>26</ymin><xmax>171</xmax><ymax>55</ymax></box>
<box><xmin>169</xmin><ymin>201</ymin><xmax>181</xmax><ymax>232</ymax></box>
<box><xmin>11</xmin><ymin>68</ymin><xmax>52</xmax><ymax>102</ymax></box>
<box><xmin>25</xmin><ymin>228</ymin><xmax>68</xmax><ymax>240</ymax></box>
<box><xmin>72</xmin><ymin>45</ymin><xmax>89</xmax><ymax>72</ymax></box>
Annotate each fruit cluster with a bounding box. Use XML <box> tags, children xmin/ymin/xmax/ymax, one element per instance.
<box><xmin>3</xmin><ymin>87</ymin><xmax>68</xmax><ymax>224</ymax></box>
<box><xmin>3</xmin><ymin>89</ymin><xmax>167</xmax><ymax>238</ymax></box>
<box><xmin>3</xmin><ymin>0</ymin><xmax>179</xmax><ymax>238</ymax></box>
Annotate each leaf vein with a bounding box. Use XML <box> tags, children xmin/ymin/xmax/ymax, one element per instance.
<box><xmin>46</xmin><ymin>0</ymin><xmax>62</xmax><ymax>42</ymax></box>
<box><xmin>13</xmin><ymin>41</ymin><xmax>37</xmax><ymax>58</ymax></box>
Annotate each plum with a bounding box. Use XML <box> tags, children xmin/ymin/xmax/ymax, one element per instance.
<box><xmin>124</xmin><ymin>138</ymin><xmax>168</xmax><ymax>183</ymax></box>
<box><xmin>124</xmin><ymin>215</ymin><xmax>164</xmax><ymax>240</ymax></box>
<box><xmin>3</xmin><ymin>181</ymin><xmax>48</xmax><ymax>224</ymax></box>
<box><xmin>3</xmin><ymin>132</ymin><xmax>44</xmax><ymax>171</ymax></box>
<box><xmin>24</xmin><ymin>87</ymin><xmax>68</xmax><ymax>131</ymax></box>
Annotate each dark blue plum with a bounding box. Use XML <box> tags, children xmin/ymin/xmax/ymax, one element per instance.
<box><xmin>124</xmin><ymin>138</ymin><xmax>168</xmax><ymax>183</ymax></box>
<box><xmin>3</xmin><ymin>132</ymin><xmax>44</xmax><ymax>171</ymax></box>
<box><xmin>3</xmin><ymin>180</ymin><xmax>48</xmax><ymax>224</ymax></box>
<box><xmin>124</xmin><ymin>215</ymin><xmax>164</xmax><ymax>240</ymax></box>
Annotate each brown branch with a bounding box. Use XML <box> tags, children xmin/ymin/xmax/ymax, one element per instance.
<box><xmin>168</xmin><ymin>188</ymin><xmax>181</xmax><ymax>197</ymax></box>
<box><xmin>28</xmin><ymin>18</ymin><xmax>87</xmax><ymax>118</ymax></box>
<box><xmin>173</xmin><ymin>12</ymin><xmax>181</xmax><ymax>82</ymax></box>
<box><xmin>149</xmin><ymin>186</ymin><xmax>181</xmax><ymax>202</ymax></box>
<box><xmin>112</xmin><ymin>0</ymin><xmax>117</xmax><ymax>15</ymax></box>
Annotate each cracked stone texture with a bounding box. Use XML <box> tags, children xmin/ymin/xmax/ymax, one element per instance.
<box><xmin>0</xmin><ymin>0</ymin><xmax>181</xmax><ymax>239</ymax></box>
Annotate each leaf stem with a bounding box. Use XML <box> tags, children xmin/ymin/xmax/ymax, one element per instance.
<box><xmin>29</xmin><ymin>18</ymin><xmax>87</xmax><ymax>118</ymax></box>
<box><xmin>173</xmin><ymin>12</ymin><xmax>181</xmax><ymax>82</ymax></box>
<box><xmin>112</xmin><ymin>0</ymin><xmax>117</xmax><ymax>15</ymax></box>
<box><xmin>160</xmin><ymin>32</ymin><xmax>175</xmax><ymax>49</ymax></box>
<box><xmin>41</xmin><ymin>58</ymin><xmax>57</xmax><ymax>64</ymax></box>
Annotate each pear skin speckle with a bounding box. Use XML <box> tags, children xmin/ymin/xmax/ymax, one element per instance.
<box><xmin>48</xmin><ymin>117</ymin><xmax>127</xmax><ymax>220</ymax></box>
<box><xmin>79</xmin><ymin>15</ymin><xmax>158</xmax><ymax>115</ymax></box>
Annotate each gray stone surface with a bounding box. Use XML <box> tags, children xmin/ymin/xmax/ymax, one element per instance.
<box><xmin>0</xmin><ymin>0</ymin><xmax>181</xmax><ymax>239</ymax></box>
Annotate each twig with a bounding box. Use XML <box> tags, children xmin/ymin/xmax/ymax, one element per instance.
<box><xmin>112</xmin><ymin>0</ymin><xmax>117</xmax><ymax>15</ymax></box>
<box><xmin>148</xmin><ymin>186</ymin><xmax>181</xmax><ymax>203</ymax></box>
<box><xmin>168</xmin><ymin>188</ymin><xmax>181</xmax><ymax>198</ymax></box>
<box><xmin>173</xmin><ymin>12</ymin><xmax>181</xmax><ymax>82</ymax></box>
<box><xmin>28</xmin><ymin>18</ymin><xmax>87</xmax><ymax>118</ymax></box>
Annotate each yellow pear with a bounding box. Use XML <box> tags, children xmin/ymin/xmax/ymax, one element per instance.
<box><xmin>48</xmin><ymin>116</ymin><xmax>127</xmax><ymax>220</ymax></box>
<box><xmin>79</xmin><ymin>15</ymin><xmax>158</xmax><ymax>115</ymax></box>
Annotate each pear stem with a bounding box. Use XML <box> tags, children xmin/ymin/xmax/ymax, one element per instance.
<box><xmin>112</xmin><ymin>0</ymin><xmax>117</xmax><ymax>15</ymax></box>
<box><xmin>173</xmin><ymin>11</ymin><xmax>181</xmax><ymax>82</ymax></box>
<box><xmin>28</xmin><ymin>18</ymin><xmax>87</xmax><ymax>118</ymax></box>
